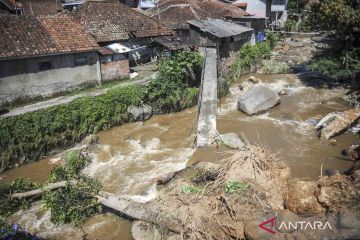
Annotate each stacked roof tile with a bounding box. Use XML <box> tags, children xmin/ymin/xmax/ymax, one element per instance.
<box><xmin>73</xmin><ymin>0</ymin><xmax>173</xmax><ymax>43</ymax></box>
<box><xmin>0</xmin><ymin>15</ymin><xmax>99</xmax><ymax>59</ymax></box>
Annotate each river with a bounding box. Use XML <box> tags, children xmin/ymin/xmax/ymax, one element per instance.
<box><xmin>1</xmin><ymin>72</ymin><xmax>358</xmax><ymax>239</ymax></box>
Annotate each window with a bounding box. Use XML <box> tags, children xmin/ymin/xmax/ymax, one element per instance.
<box><xmin>74</xmin><ymin>53</ymin><xmax>88</xmax><ymax>66</ymax></box>
<box><xmin>38</xmin><ymin>61</ymin><xmax>53</xmax><ymax>71</ymax></box>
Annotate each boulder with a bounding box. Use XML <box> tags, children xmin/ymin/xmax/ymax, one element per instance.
<box><xmin>81</xmin><ymin>134</ymin><xmax>98</xmax><ymax>145</ymax></box>
<box><xmin>127</xmin><ymin>104</ymin><xmax>153</xmax><ymax>122</ymax></box>
<box><xmin>244</xmin><ymin>219</ymin><xmax>277</xmax><ymax>240</ymax></box>
<box><xmin>316</xmin><ymin>175</ymin><xmax>358</xmax><ymax>210</ymax></box>
<box><xmin>237</xmin><ymin>86</ymin><xmax>281</xmax><ymax>116</ymax></box>
<box><xmin>248</xmin><ymin>76</ymin><xmax>261</xmax><ymax>84</ymax></box>
<box><xmin>342</xmin><ymin>144</ymin><xmax>360</xmax><ymax>161</ymax></box>
<box><xmin>276</xmin><ymin>209</ymin><xmax>300</xmax><ymax>233</ymax></box>
<box><xmin>338</xmin><ymin>210</ymin><xmax>360</xmax><ymax>229</ymax></box>
<box><xmin>315</xmin><ymin>109</ymin><xmax>360</xmax><ymax>139</ymax></box>
<box><xmin>278</xmin><ymin>90</ymin><xmax>288</xmax><ymax>96</ymax></box>
<box><xmin>353</xmin><ymin>170</ymin><xmax>360</xmax><ymax>181</ymax></box>
<box><xmin>286</xmin><ymin>179</ymin><xmax>325</xmax><ymax>214</ymax></box>
<box><xmin>131</xmin><ymin>221</ymin><xmax>161</xmax><ymax>240</ymax></box>
<box><xmin>220</xmin><ymin>133</ymin><xmax>246</xmax><ymax>149</ymax></box>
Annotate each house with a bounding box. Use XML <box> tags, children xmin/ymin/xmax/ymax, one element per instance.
<box><xmin>0</xmin><ymin>0</ymin><xmax>63</xmax><ymax>15</ymax></box>
<box><xmin>187</xmin><ymin>18</ymin><xmax>255</xmax><ymax>58</ymax></box>
<box><xmin>120</xmin><ymin>0</ymin><xmax>156</xmax><ymax>9</ymax></box>
<box><xmin>73</xmin><ymin>0</ymin><xmax>173</xmax><ymax>68</ymax></box>
<box><xmin>223</xmin><ymin>0</ymin><xmax>288</xmax><ymax>28</ymax></box>
<box><xmin>0</xmin><ymin>15</ymin><xmax>101</xmax><ymax>106</ymax></box>
<box><xmin>98</xmin><ymin>44</ymin><xmax>131</xmax><ymax>82</ymax></box>
<box><xmin>0</xmin><ymin>0</ymin><xmax>23</xmax><ymax>14</ymax></box>
<box><xmin>145</xmin><ymin>0</ymin><xmax>249</xmax><ymax>37</ymax></box>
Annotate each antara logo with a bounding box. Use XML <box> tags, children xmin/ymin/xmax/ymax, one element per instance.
<box><xmin>258</xmin><ymin>217</ymin><xmax>333</xmax><ymax>235</ymax></box>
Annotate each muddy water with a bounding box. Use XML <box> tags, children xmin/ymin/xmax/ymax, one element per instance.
<box><xmin>218</xmin><ymin>73</ymin><xmax>358</xmax><ymax>178</ymax></box>
<box><xmin>1</xmin><ymin>72</ymin><xmax>359</xmax><ymax>239</ymax></box>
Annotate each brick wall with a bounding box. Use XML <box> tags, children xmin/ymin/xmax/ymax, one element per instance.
<box><xmin>100</xmin><ymin>59</ymin><xmax>130</xmax><ymax>82</ymax></box>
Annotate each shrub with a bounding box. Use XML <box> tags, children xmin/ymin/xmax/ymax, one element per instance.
<box><xmin>226</xmin><ymin>33</ymin><xmax>278</xmax><ymax>83</ymax></box>
<box><xmin>145</xmin><ymin>51</ymin><xmax>203</xmax><ymax>113</ymax></box>
<box><xmin>43</xmin><ymin>150</ymin><xmax>102</xmax><ymax>226</ymax></box>
<box><xmin>0</xmin><ymin>85</ymin><xmax>144</xmax><ymax>172</ymax></box>
<box><xmin>0</xmin><ymin>178</ymin><xmax>41</xmax><ymax>217</ymax></box>
<box><xmin>262</xmin><ymin>61</ymin><xmax>291</xmax><ymax>74</ymax></box>
<box><xmin>307</xmin><ymin>57</ymin><xmax>352</xmax><ymax>80</ymax></box>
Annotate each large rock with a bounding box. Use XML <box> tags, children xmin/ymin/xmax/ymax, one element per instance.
<box><xmin>237</xmin><ymin>86</ymin><xmax>281</xmax><ymax>115</ymax></box>
<box><xmin>81</xmin><ymin>134</ymin><xmax>98</xmax><ymax>145</ymax></box>
<box><xmin>338</xmin><ymin>210</ymin><xmax>360</xmax><ymax>229</ymax></box>
<box><xmin>127</xmin><ymin>104</ymin><xmax>153</xmax><ymax>122</ymax></box>
<box><xmin>220</xmin><ymin>133</ymin><xmax>246</xmax><ymax>149</ymax></box>
<box><xmin>316</xmin><ymin>175</ymin><xmax>358</xmax><ymax>210</ymax></box>
<box><xmin>342</xmin><ymin>144</ymin><xmax>360</xmax><ymax>161</ymax></box>
<box><xmin>276</xmin><ymin>209</ymin><xmax>300</xmax><ymax>233</ymax></box>
<box><xmin>131</xmin><ymin>221</ymin><xmax>161</xmax><ymax>240</ymax></box>
<box><xmin>315</xmin><ymin>109</ymin><xmax>360</xmax><ymax>139</ymax></box>
<box><xmin>286</xmin><ymin>179</ymin><xmax>325</xmax><ymax>214</ymax></box>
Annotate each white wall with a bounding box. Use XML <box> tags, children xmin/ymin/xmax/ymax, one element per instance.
<box><xmin>0</xmin><ymin>61</ymin><xmax>101</xmax><ymax>106</ymax></box>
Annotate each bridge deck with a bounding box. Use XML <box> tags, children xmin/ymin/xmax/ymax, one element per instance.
<box><xmin>197</xmin><ymin>47</ymin><xmax>218</xmax><ymax>147</ymax></box>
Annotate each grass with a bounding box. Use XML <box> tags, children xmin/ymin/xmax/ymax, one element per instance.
<box><xmin>224</xmin><ymin>181</ymin><xmax>248</xmax><ymax>194</ymax></box>
<box><xmin>181</xmin><ymin>184</ymin><xmax>201</xmax><ymax>194</ymax></box>
<box><xmin>262</xmin><ymin>61</ymin><xmax>291</xmax><ymax>74</ymax></box>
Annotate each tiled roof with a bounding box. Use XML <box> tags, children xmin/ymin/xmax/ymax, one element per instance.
<box><xmin>73</xmin><ymin>0</ymin><xmax>173</xmax><ymax>43</ymax></box>
<box><xmin>146</xmin><ymin>0</ymin><xmax>249</xmax><ymax>30</ymax></box>
<box><xmin>0</xmin><ymin>15</ymin><xmax>99</xmax><ymax>59</ymax></box>
<box><xmin>19</xmin><ymin>0</ymin><xmax>62</xmax><ymax>16</ymax></box>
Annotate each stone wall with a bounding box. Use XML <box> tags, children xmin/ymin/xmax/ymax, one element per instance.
<box><xmin>0</xmin><ymin>52</ymin><xmax>101</xmax><ymax>106</ymax></box>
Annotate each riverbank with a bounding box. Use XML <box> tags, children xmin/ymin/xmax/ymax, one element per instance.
<box><xmin>0</xmin><ymin>51</ymin><xmax>203</xmax><ymax>173</ymax></box>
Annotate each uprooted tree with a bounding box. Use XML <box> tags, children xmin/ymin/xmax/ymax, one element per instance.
<box><xmin>0</xmin><ymin>150</ymin><xmax>102</xmax><ymax>226</ymax></box>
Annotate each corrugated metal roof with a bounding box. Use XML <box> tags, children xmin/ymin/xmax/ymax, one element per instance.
<box><xmin>187</xmin><ymin>19</ymin><xmax>253</xmax><ymax>38</ymax></box>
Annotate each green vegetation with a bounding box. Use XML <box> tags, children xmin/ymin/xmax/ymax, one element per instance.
<box><xmin>310</xmin><ymin>0</ymin><xmax>360</xmax><ymax>38</ymax></box>
<box><xmin>0</xmin><ymin>178</ymin><xmax>41</xmax><ymax>217</ymax></box>
<box><xmin>0</xmin><ymin>150</ymin><xmax>102</xmax><ymax>227</ymax></box>
<box><xmin>0</xmin><ymin>50</ymin><xmax>203</xmax><ymax>172</ymax></box>
<box><xmin>181</xmin><ymin>184</ymin><xmax>201</xmax><ymax>194</ymax></box>
<box><xmin>285</xmin><ymin>19</ymin><xmax>298</xmax><ymax>32</ymax></box>
<box><xmin>0</xmin><ymin>85</ymin><xmax>144</xmax><ymax>172</ymax></box>
<box><xmin>225</xmin><ymin>32</ymin><xmax>278</xmax><ymax>83</ymax></box>
<box><xmin>43</xmin><ymin>150</ymin><xmax>102</xmax><ymax>226</ymax></box>
<box><xmin>262</xmin><ymin>61</ymin><xmax>291</xmax><ymax>74</ymax></box>
<box><xmin>224</xmin><ymin>181</ymin><xmax>248</xmax><ymax>194</ymax></box>
<box><xmin>305</xmin><ymin>0</ymin><xmax>360</xmax><ymax>83</ymax></box>
<box><xmin>144</xmin><ymin>51</ymin><xmax>203</xmax><ymax>113</ymax></box>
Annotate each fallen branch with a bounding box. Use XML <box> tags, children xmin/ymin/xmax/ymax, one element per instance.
<box><xmin>10</xmin><ymin>182</ymin><xmax>184</xmax><ymax>234</ymax></box>
<box><xmin>97</xmin><ymin>191</ymin><xmax>183</xmax><ymax>233</ymax></box>
<box><xmin>11</xmin><ymin>181</ymin><xmax>68</xmax><ymax>200</ymax></box>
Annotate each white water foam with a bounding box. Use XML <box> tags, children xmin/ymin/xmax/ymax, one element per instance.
<box><xmin>84</xmin><ymin>137</ymin><xmax>195</xmax><ymax>203</ymax></box>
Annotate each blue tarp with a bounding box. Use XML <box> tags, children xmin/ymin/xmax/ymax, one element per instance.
<box><xmin>256</xmin><ymin>32</ymin><xmax>266</xmax><ymax>42</ymax></box>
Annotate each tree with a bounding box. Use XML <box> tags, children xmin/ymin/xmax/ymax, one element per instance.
<box><xmin>310</xmin><ymin>0</ymin><xmax>360</xmax><ymax>42</ymax></box>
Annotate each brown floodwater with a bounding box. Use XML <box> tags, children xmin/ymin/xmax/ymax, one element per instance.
<box><xmin>1</xmin><ymin>72</ymin><xmax>359</xmax><ymax>239</ymax></box>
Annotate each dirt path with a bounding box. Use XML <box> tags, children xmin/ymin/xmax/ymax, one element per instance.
<box><xmin>0</xmin><ymin>77</ymin><xmax>152</xmax><ymax>119</ymax></box>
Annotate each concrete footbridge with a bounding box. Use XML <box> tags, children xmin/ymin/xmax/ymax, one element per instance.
<box><xmin>196</xmin><ymin>47</ymin><xmax>218</xmax><ymax>147</ymax></box>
